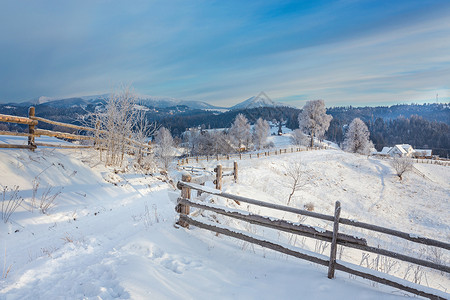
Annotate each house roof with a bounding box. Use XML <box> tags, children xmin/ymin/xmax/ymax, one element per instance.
<box><xmin>398</xmin><ymin>144</ymin><xmax>413</xmax><ymax>152</ymax></box>
<box><xmin>389</xmin><ymin>145</ymin><xmax>407</xmax><ymax>154</ymax></box>
<box><xmin>380</xmin><ymin>147</ymin><xmax>392</xmax><ymax>154</ymax></box>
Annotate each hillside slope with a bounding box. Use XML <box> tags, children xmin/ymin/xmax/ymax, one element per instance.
<box><xmin>0</xmin><ymin>142</ymin><xmax>448</xmax><ymax>299</ymax></box>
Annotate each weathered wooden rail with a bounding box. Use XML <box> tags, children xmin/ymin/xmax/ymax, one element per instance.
<box><xmin>0</xmin><ymin>107</ymin><xmax>152</xmax><ymax>151</ymax></box>
<box><xmin>176</xmin><ymin>178</ymin><xmax>450</xmax><ymax>299</ymax></box>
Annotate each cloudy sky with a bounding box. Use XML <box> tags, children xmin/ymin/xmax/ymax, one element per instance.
<box><xmin>1</xmin><ymin>0</ymin><xmax>449</xmax><ymax>107</ymax></box>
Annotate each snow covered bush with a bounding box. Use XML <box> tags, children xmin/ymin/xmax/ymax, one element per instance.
<box><xmin>343</xmin><ymin>118</ymin><xmax>374</xmax><ymax>155</ymax></box>
<box><xmin>155</xmin><ymin>127</ymin><xmax>175</xmax><ymax>171</ymax></box>
<box><xmin>390</xmin><ymin>157</ymin><xmax>413</xmax><ymax>180</ymax></box>
<box><xmin>253</xmin><ymin>118</ymin><xmax>270</xmax><ymax>150</ymax></box>
<box><xmin>229</xmin><ymin>113</ymin><xmax>251</xmax><ymax>151</ymax></box>
<box><xmin>298</xmin><ymin>100</ymin><xmax>332</xmax><ymax>147</ymax></box>
<box><xmin>290</xmin><ymin>129</ymin><xmax>308</xmax><ymax>146</ymax></box>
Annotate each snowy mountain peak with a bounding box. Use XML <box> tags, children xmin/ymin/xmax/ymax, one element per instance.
<box><xmin>231</xmin><ymin>92</ymin><xmax>289</xmax><ymax>110</ymax></box>
<box><xmin>34</xmin><ymin>96</ymin><xmax>58</xmax><ymax>104</ymax></box>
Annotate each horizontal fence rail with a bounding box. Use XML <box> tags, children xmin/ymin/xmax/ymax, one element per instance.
<box><xmin>176</xmin><ymin>177</ymin><xmax>450</xmax><ymax>299</ymax></box>
<box><xmin>0</xmin><ymin>113</ymin><xmax>38</xmax><ymax>125</ymax></box>
<box><xmin>0</xmin><ymin>107</ymin><xmax>152</xmax><ymax>151</ymax></box>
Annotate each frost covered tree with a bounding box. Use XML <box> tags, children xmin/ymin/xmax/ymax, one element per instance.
<box><xmin>133</xmin><ymin>106</ymin><xmax>157</xmax><ymax>169</ymax></box>
<box><xmin>298</xmin><ymin>100</ymin><xmax>332</xmax><ymax>147</ymax></box>
<box><xmin>88</xmin><ymin>87</ymin><xmax>157</xmax><ymax>168</ymax></box>
<box><xmin>155</xmin><ymin>127</ymin><xmax>175</xmax><ymax>170</ymax></box>
<box><xmin>343</xmin><ymin>118</ymin><xmax>374</xmax><ymax>155</ymax></box>
<box><xmin>391</xmin><ymin>157</ymin><xmax>413</xmax><ymax>180</ymax></box>
<box><xmin>253</xmin><ymin>118</ymin><xmax>270</xmax><ymax>150</ymax></box>
<box><xmin>290</xmin><ymin>129</ymin><xmax>308</xmax><ymax>146</ymax></box>
<box><xmin>229</xmin><ymin>113</ymin><xmax>251</xmax><ymax>151</ymax></box>
<box><xmin>184</xmin><ymin>128</ymin><xmax>201</xmax><ymax>155</ymax></box>
<box><xmin>209</xmin><ymin>130</ymin><xmax>234</xmax><ymax>155</ymax></box>
<box><xmin>91</xmin><ymin>87</ymin><xmax>137</xmax><ymax>167</ymax></box>
<box><xmin>282</xmin><ymin>161</ymin><xmax>309</xmax><ymax>205</ymax></box>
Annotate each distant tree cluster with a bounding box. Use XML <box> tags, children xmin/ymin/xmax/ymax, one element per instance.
<box><xmin>368</xmin><ymin>115</ymin><xmax>449</xmax><ymax>157</ymax></box>
<box><xmin>184</xmin><ymin>114</ymin><xmax>272</xmax><ymax>156</ymax></box>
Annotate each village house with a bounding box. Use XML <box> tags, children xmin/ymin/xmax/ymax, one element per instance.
<box><xmin>376</xmin><ymin>144</ymin><xmax>432</xmax><ymax>158</ymax></box>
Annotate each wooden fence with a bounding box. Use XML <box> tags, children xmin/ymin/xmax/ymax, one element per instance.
<box><xmin>177</xmin><ymin>146</ymin><xmax>325</xmax><ymax>165</ymax></box>
<box><xmin>175</xmin><ymin>171</ymin><xmax>449</xmax><ymax>299</ymax></box>
<box><xmin>0</xmin><ymin>107</ymin><xmax>151</xmax><ymax>152</ymax></box>
<box><xmin>179</xmin><ymin>149</ymin><xmax>450</xmax><ymax>167</ymax></box>
<box><xmin>414</xmin><ymin>159</ymin><xmax>450</xmax><ymax>167</ymax></box>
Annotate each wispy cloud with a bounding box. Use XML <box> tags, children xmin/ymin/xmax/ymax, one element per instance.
<box><xmin>0</xmin><ymin>0</ymin><xmax>449</xmax><ymax>107</ymax></box>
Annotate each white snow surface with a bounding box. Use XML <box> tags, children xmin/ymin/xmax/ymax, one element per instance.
<box><xmin>0</xmin><ymin>135</ymin><xmax>449</xmax><ymax>299</ymax></box>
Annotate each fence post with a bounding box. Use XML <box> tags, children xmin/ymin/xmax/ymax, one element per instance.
<box><xmin>239</xmin><ymin>153</ymin><xmax>242</xmax><ymax>160</ymax></box>
<box><xmin>186</xmin><ymin>158</ymin><xmax>189</xmax><ymax>164</ymax></box>
<box><xmin>217</xmin><ymin>154</ymin><xmax>219</xmax><ymax>161</ymax></box>
<box><xmin>177</xmin><ymin>173</ymin><xmax>191</xmax><ymax>228</ymax></box>
<box><xmin>215</xmin><ymin>164</ymin><xmax>222</xmax><ymax>190</ymax></box>
<box><xmin>28</xmin><ymin>106</ymin><xmax>36</xmax><ymax>150</ymax></box>
<box><xmin>328</xmin><ymin>201</ymin><xmax>341</xmax><ymax>279</ymax></box>
<box><xmin>196</xmin><ymin>156</ymin><xmax>199</xmax><ymax>163</ymax></box>
<box><xmin>233</xmin><ymin>161</ymin><xmax>238</xmax><ymax>183</ymax></box>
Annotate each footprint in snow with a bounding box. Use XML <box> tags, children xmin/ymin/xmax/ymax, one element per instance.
<box><xmin>123</xmin><ymin>242</ymin><xmax>202</xmax><ymax>274</ymax></box>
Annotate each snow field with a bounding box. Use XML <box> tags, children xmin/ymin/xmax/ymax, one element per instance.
<box><xmin>191</xmin><ymin>148</ymin><xmax>450</xmax><ymax>294</ymax></box>
<box><xmin>0</xmin><ymin>136</ymin><xmax>448</xmax><ymax>299</ymax></box>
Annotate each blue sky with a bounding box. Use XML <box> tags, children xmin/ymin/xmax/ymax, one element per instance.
<box><xmin>1</xmin><ymin>0</ymin><xmax>449</xmax><ymax>107</ymax></box>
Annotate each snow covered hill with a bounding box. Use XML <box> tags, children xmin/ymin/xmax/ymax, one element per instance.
<box><xmin>0</xmin><ymin>137</ymin><xmax>448</xmax><ymax>299</ymax></box>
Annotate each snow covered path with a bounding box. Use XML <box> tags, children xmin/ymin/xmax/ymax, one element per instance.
<box><xmin>0</xmin><ymin>144</ymin><xmax>448</xmax><ymax>299</ymax></box>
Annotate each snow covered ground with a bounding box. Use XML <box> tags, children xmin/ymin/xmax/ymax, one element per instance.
<box><xmin>0</xmin><ymin>135</ymin><xmax>449</xmax><ymax>299</ymax></box>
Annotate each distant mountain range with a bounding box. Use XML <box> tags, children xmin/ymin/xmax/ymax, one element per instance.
<box><xmin>9</xmin><ymin>91</ymin><xmax>289</xmax><ymax>111</ymax></box>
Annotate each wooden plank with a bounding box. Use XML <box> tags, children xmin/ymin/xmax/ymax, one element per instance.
<box><xmin>34</xmin><ymin>129</ymin><xmax>96</xmax><ymax>141</ymax></box>
<box><xmin>0</xmin><ymin>114</ymin><xmax>38</xmax><ymax>125</ymax></box>
<box><xmin>339</xmin><ymin>240</ymin><xmax>450</xmax><ymax>274</ymax></box>
<box><xmin>178</xmin><ymin>181</ymin><xmax>335</xmax><ymax>222</ymax></box>
<box><xmin>234</xmin><ymin>161</ymin><xmax>238</xmax><ymax>183</ymax></box>
<box><xmin>335</xmin><ymin>263</ymin><xmax>447</xmax><ymax>300</ymax></box>
<box><xmin>328</xmin><ymin>201</ymin><xmax>341</xmax><ymax>279</ymax></box>
<box><xmin>215</xmin><ymin>164</ymin><xmax>222</xmax><ymax>190</ymax></box>
<box><xmin>178</xmin><ymin>198</ymin><xmax>367</xmax><ymax>246</ymax></box>
<box><xmin>339</xmin><ymin>217</ymin><xmax>450</xmax><ymax>250</ymax></box>
<box><xmin>177</xmin><ymin>174</ymin><xmax>191</xmax><ymax>228</ymax></box>
<box><xmin>0</xmin><ymin>131</ymin><xmax>33</xmax><ymax>137</ymax></box>
<box><xmin>180</xmin><ymin>215</ymin><xmax>330</xmax><ymax>267</ymax></box>
<box><xmin>30</xmin><ymin>115</ymin><xmax>103</xmax><ymax>133</ymax></box>
<box><xmin>28</xmin><ymin>107</ymin><xmax>36</xmax><ymax>149</ymax></box>
<box><xmin>0</xmin><ymin>144</ymin><xmax>34</xmax><ymax>149</ymax></box>
<box><xmin>34</xmin><ymin>142</ymin><xmax>94</xmax><ymax>149</ymax></box>
<box><xmin>179</xmin><ymin>181</ymin><xmax>450</xmax><ymax>251</ymax></box>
